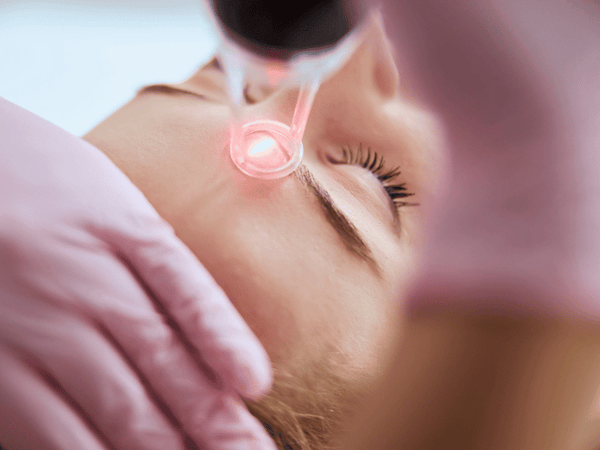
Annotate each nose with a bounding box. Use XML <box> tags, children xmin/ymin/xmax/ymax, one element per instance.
<box><xmin>369</xmin><ymin>14</ymin><xmax>400</xmax><ymax>99</ymax></box>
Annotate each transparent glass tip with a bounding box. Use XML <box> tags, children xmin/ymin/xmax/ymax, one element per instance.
<box><xmin>229</xmin><ymin>79</ymin><xmax>319</xmax><ymax>179</ymax></box>
<box><xmin>230</xmin><ymin>119</ymin><xmax>304</xmax><ymax>179</ymax></box>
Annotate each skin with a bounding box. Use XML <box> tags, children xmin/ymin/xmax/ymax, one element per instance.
<box><xmin>83</xmin><ymin>14</ymin><xmax>443</xmax><ymax>389</ymax></box>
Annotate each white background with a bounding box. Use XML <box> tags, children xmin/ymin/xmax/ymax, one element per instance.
<box><xmin>0</xmin><ymin>0</ymin><xmax>219</xmax><ymax>136</ymax></box>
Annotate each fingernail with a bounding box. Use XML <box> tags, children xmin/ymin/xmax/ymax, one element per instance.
<box><xmin>236</xmin><ymin>353</ymin><xmax>273</xmax><ymax>399</ymax></box>
<box><xmin>245</xmin><ymin>437</ymin><xmax>279</xmax><ymax>450</ymax></box>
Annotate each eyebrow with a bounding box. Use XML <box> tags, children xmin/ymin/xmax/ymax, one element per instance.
<box><xmin>136</xmin><ymin>58</ymin><xmax>222</xmax><ymax>100</ymax></box>
<box><xmin>295</xmin><ymin>165</ymin><xmax>381</xmax><ymax>275</ymax></box>
<box><xmin>137</xmin><ymin>84</ymin><xmax>207</xmax><ymax>99</ymax></box>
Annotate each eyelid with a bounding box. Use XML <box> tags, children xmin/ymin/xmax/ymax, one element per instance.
<box><xmin>372</xmin><ymin>171</ymin><xmax>402</xmax><ymax>230</ymax></box>
<box><xmin>327</xmin><ymin>144</ymin><xmax>415</xmax><ymax>233</ymax></box>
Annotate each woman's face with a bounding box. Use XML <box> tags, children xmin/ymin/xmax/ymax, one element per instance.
<box><xmin>84</xmin><ymin>15</ymin><xmax>442</xmax><ymax>386</ymax></box>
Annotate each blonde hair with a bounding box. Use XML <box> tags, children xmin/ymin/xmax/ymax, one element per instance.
<box><xmin>244</xmin><ymin>359</ymin><xmax>371</xmax><ymax>450</ymax></box>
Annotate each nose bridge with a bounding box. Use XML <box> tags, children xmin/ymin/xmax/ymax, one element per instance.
<box><xmin>313</xmin><ymin>14</ymin><xmax>401</xmax><ymax>110</ymax></box>
<box><xmin>369</xmin><ymin>15</ymin><xmax>401</xmax><ymax>99</ymax></box>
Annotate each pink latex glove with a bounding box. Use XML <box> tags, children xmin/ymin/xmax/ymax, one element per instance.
<box><xmin>0</xmin><ymin>98</ymin><xmax>276</xmax><ymax>450</ymax></box>
<box><xmin>373</xmin><ymin>0</ymin><xmax>600</xmax><ymax>318</ymax></box>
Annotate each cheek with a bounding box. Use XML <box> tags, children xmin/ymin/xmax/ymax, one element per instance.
<box><xmin>176</xmin><ymin>192</ymin><xmax>396</xmax><ymax>376</ymax></box>
<box><xmin>173</xmin><ymin>189</ymin><xmax>325</xmax><ymax>363</ymax></box>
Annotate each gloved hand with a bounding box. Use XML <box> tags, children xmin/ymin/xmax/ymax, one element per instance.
<box><xmin>336</xmin><ymin>2</ymin><xmax>600</xmax><ymax>449</ymax></box>
<box><xmin>370</xmin><ymin>0</ymin><xmax>600</xmax><ymax>315</ymax></box>
<box><xmin>0</xmin><ymin>97</ymin><xmax>276</xmax><ymax>450</ymax></box>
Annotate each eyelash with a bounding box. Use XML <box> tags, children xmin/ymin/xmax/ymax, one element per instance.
<box><xmin>335</xmin><ymin>144</ymin><xmax>416</xmax><ymax>209</ymax></box>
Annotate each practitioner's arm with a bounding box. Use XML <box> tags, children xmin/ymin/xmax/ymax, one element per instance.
<box><xmin>339</xmin><ymin>1</ymin><xmax>600</xmax><ymax>448</ymax></box>
<box><xmin>375</xmin><ymin>0</ymin><xmax>600</xmax><ymax>314</ymax></box>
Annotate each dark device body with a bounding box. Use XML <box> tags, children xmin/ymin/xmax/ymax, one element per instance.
<box><xmin>209</xmin><ymin>0</ymin><xmax>364</xmax><ymax>59</ymax></box>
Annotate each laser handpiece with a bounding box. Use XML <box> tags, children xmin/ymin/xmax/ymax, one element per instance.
<box><xmin>205</xmin><ymin>0</ymin><xmax>367</xmax><ymax>179</ymax></box>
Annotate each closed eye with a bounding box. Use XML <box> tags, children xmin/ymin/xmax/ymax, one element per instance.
<box><xmin>327</xmin><ymin>143</ymin><xmax>418</xmax><ymax>227</ymax></box>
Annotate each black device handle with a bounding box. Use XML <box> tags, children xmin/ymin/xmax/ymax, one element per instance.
<box><xmin>210</xmin><ymin>0</ymin><xmax>365</xmax><ymax>60</ymax></box>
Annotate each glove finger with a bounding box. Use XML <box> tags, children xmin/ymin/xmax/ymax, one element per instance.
<box><xmin>1</xmin><ymin>309</ymin><xmax>187</xmax><ymax>450</ymax></box>
<box><xmin>103</xmin><ymin>217</ymin><xmax>272</xmax><ymax>400</ymax></box>
<box><xmin>2</xmin><ymin>224</ymin><xmax>276</xmax><ymax>450</ymax></box>
<box><xmin>0</xmin><ymin>344</ymin><xmax>109</xmax><ymax>450</ymax></box>
<box><xmin>85</xmin><ymin>249</ymin><xmax>278</xmax><ymax>450</ymax></box>
<box><xmin>103</xmin><ymin>307</ymin><xmax>278</xmax><ymax>450</ymax></box>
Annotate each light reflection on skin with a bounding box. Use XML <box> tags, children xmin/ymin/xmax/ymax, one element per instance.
<box><xmin>83</xmin><ymin>14</ymin><xmax>444</xmax><ymax>388</ymax></box>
